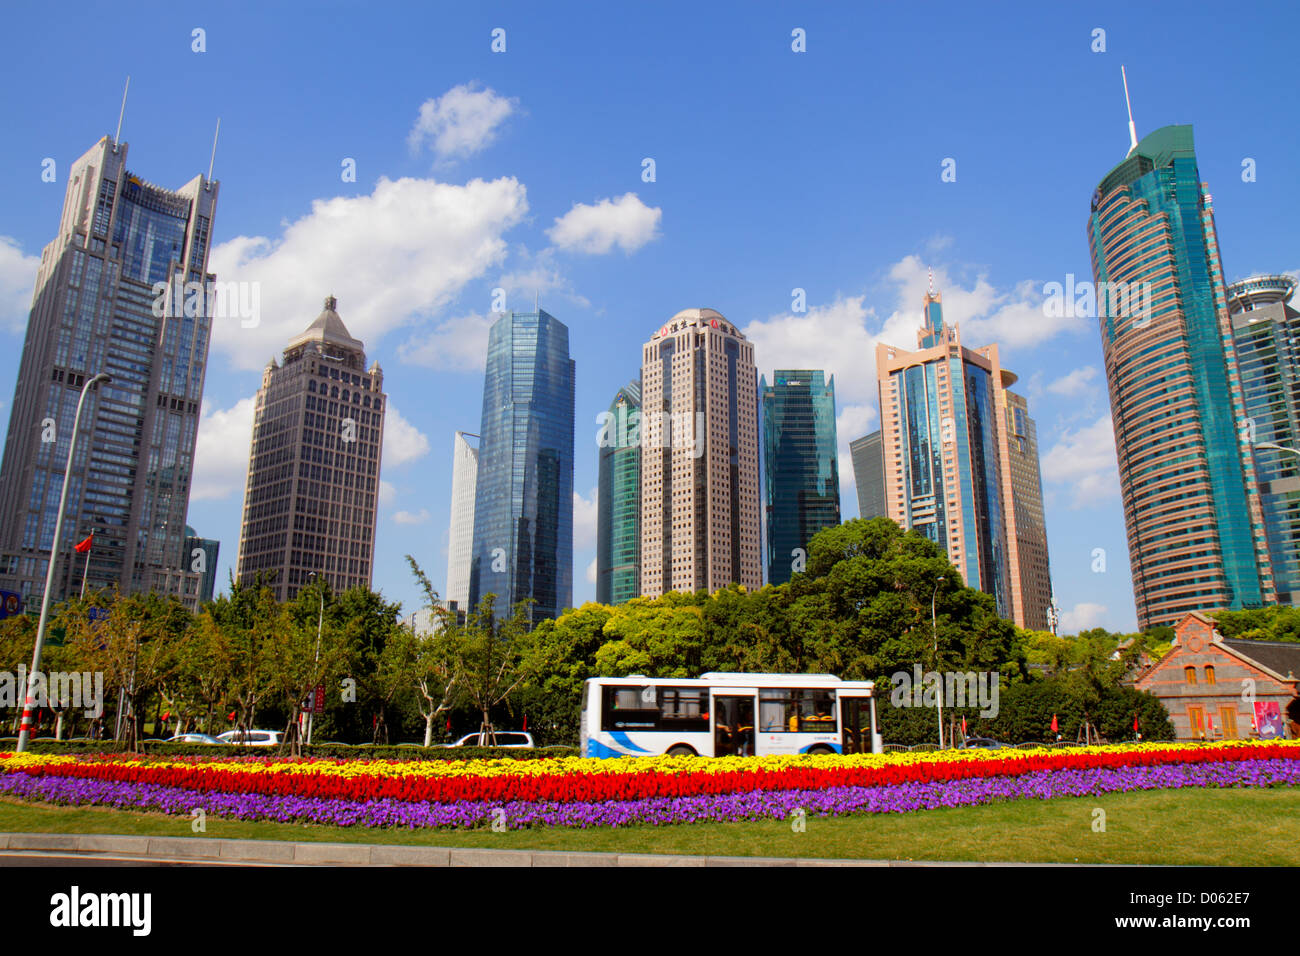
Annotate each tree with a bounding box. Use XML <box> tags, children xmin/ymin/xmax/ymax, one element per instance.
<box><xmin>404</xmin><ymin>555</ymin><xmax>462</xmax><ymax>747</ymax></box>
<box><xmin>198</xmin><ymin>575</ymin><xmax>281</xmax><ymax>738</ymax></box>
<box><xmin>455</xmin><ymin>594</ymin><xmax>535</xmax><ymax>743</ymax></box>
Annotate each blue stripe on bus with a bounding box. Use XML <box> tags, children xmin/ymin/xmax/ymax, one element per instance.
<box><xmin>609</xmin><ymin>731</ymin><xmax>653</xmax><ymax>753</ymax></box>
<box><xmin>798</xmin><ymin>742</ymin><xmax>844</xmax><ymax>754</ymax></box>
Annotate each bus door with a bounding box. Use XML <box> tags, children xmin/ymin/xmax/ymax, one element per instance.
<box><xmin>713</xmin><ymin>694</ymin><xmax>755</xmax><ymax>758</ymax></box>
<box><xmin>841</xmin><ymin>696</ymin><xmax>874</xmax><ymax>754</ymax></box>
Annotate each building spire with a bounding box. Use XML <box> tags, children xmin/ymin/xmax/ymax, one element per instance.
<box><xmin>114</xmin><ymin>75</ymin><xmax>130</xmax><ymax>147</ymax></box>
<box><xmin>927</xmin><ymin>267</ymin><xmax>934</xmax><ymax>297</ymax></box>
<box><xmin>1122</xmin><ymin>65</ymin><xmax>1138</xmax><ymax>155</ymax></box>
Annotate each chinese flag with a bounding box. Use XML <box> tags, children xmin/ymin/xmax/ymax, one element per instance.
<box><xmin>1133</xmin><ymin>714</ymin><xmax>1140</xmax><ymax>732</ymax></box>
<box><xmin>227</xmin><ymin>711</ymin><xmax>236</xmax><ymax>722</ymax></box>
<box><xmin>523</xmin><ymin>714</ymin><xmax>527</xmax><ymax>731</ymax></box>
<box><xmin>1050</xmin><ymin>714</ymin><xmax>1059</xmax><ymax>733</ymax></box>
<box><xmin>445</xmin><ymin>717</ymin><xmax>451</xmax><ymax>732</ymax></box>
<box><xmin>1207</xmin><ymin>715</ymin><xmax>1215</xmax><ymax>737</ymax></box>
<box><xmin>74</xmin><ymin>534</ymin><xmax>93</xmax><ymax>553</ymax></box>
<box><xmin>961</xmin><ymin>717</ymin><xmax>967</xmax><ymax>735</ymax></box>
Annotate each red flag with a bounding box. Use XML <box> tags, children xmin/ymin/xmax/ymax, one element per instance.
<box><xmin>961</xmin><ymin>716</ymin><xmax>967</xmax><ymax>735</ymax></box>
<box><xmin>162</xmin><ymin>711</ymin><xmax>170</xmax><ymax>722</ymax></box>
<box><xmin>74</xmin><ymin>534</ymin><xmax>93</xmax><ymax>554</ymax></box>
<box><xmin>445</xmin><ymin>717</ymin><xmax>451</xmax><ymax>732</ymax></box>
<box><xmin>1207</xmin><ymin>715</ymin><xmax>1215</xmax><ymax>738</ymax></box>
<box><xmin>227</xmin><ymin>711</ymin><xmax>236</xmax><ymax>722</ymax></box>
<box><xmin>1050</xmin><ymin>713</ymin><xmax>1059</xmax><ymax>733</ymax></box>
<box><xmin>1133</xmin><ymin>714</ymin><xmax>1140</xmax><ymax>732</ymax></box>
<box><xmin>523</xmin><ymin>714</ymin><xmax>528</xmax><ymax>731</ymax></box>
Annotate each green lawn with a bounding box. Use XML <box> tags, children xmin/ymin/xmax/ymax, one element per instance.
<box><xmin>3</xmin><ymin>786</ymin><xmax>1297</xmax><ymax>864</ymax></box>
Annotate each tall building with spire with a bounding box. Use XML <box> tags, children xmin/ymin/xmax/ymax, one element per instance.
<box><xmin>1088</xmin><ymin>117</ymin><xmax>1273</xmax><ymax>629</ymax></box>
<box><xmin>468</xmin><ymin>309</ymin><xmax>574</xmax><ymax>623</ymax></box>
<box><xmin>444</xmin><ymin>430</ymin><xmax>478</xmax><ymax>611</ymax></box>
<box><xmin>0</xmin><ymin>135</ymin><xmax>218</xmax><ymax>610</ymax></box>
<box><xmin>236</xmin><ymin>296</ymin><xmax>385</xmax><ymax>602</ymax></box>
<box><xmin>761</xmin><ymin>370</ymin><xmax>840</xmax><ymax>584</ymax></box>
<box><xmin>875</xmin><ymin>281</ymin><xmax>1053</xmax><ymax>629</ymax></box>
<box><xmin>597</xmin><ymin>382</ymin><xmax>641</xmax><ymax>605</ymax></box>
<box><xmin>639</xmin><ymin>309</ymin><xmax>762</xmax><ymax>598</ymax></box>
<box><xmin>1227</xmin><ymin>275</ymin><xmax>1300</xmax><ymax>605</ymax></box>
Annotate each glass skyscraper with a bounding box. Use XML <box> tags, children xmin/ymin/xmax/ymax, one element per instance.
<box><xmin>761</xmin><ymin>370</ymin><xmax>840</xmax><ymax>584</ymax></box>
<box><xmin>875</xmin><ymin>284</ymin><xmax>1053</xmax><ymax>629</ymax></box>
<box><xmin>850</xmin><ymin>430</ymin><xmax>887</xmax><ymax>519</ymax></box>
<box><xmin>468</xmin><ymin>309</ymin><xmax>574</xmax><ymax>623</ymax></box>
<box><xmin>0</xmin><ymin>136</ymin><xmax>218</xmax><ymax>611</ymax></box>
<box><xmin>444</xmin><ymin>430</ymin><xmax>479</xmax><ymax>609</ymax></box>
<box><xmin>1088</xmin><ymin>125</ymin><xmax>1274</xmax><ymax>629</ymax></box>
<box><xmin>1228</xmin><ymin>275</ymin><xmax>1300</xmax><ymax>605</ymax></box>
<box><xmin>597</xmin><ymin>382</ymin><xmax>641</xmax><ymax>604</ymax></box>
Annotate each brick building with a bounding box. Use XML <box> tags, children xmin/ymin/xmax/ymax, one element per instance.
<box><xmin>1134</xmin><ymin>611</ymin><xmax>1300</xmax><ymax>740</ymax></box>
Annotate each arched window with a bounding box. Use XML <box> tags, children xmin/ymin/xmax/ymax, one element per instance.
<box><xmin>1205</xmin><ymin>665</ymin><xmax>1216</xmax><ymax>686</ymax></box>
<box><xmin>1184</xmin><ymin>666</ymin><xmax>1197</xmax><ymax>686</ymax></box>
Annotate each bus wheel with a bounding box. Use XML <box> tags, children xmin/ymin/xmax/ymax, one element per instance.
<box><xmin>807</xmin><ymin>745</ymin><xmax>834</xmax><ymax>756</ymax></box>
<box><xmin>667</xmin><ymin>745</ymin><xmax>697</xmax><ymax>757</ymax></box>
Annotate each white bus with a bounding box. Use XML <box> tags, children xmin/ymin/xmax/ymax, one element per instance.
<box><xmin>580</xmin><ymin>673</ymin><xmax>881</xmax><ymax>759</ymax></box>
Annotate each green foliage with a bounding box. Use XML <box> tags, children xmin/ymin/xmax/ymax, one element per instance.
<box><xmin>1213</xmin><ymin>606</ymin><xmax>1300</xmax><ymax>643</ymax></box>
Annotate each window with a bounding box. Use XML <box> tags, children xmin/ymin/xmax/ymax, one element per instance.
<box><xmin>601</xmin><ymin>685</ymin><xmax>709</xmax><ymax>732</ymax></box>
<box><xmin>758</xmin><ymin>688</ymin><xmax>836</xmax><ymax>733</ymax></box>
<box><xmin>1205</xmin><ymin>665</ymin><xmax>1216</xmax><ymax>685</ymax></box>
<box><xmin>1184</xmin><ymin>666</ymin><xmax>1197</xmax><ymax>685</ymax></box>
<box><xmin>1187</xmin><ymin>705</ymin><xmax>1205</xmax><ymax>740</ymax></box>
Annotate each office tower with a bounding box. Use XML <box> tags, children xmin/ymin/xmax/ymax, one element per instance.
<box><xmin>0</xmin><ymin>136</ymin><xmax>218</xmax><ymax>610</ymax></box>
<box><xmin>639</xmin><ymin>308</ymin><xmax>761</xmax><ymax>598</ymax></box>
<box><xmin>1088</xmin><ymin>123</ymin><xmax>1273</xmax><ymax>629</ymax></box>
<box><xmin>1228</xmin><ymin>275</ymin><xmax>1300</xmax><ymax>605</ymax></box>
<box><xmin>761</xmin><ymin>370</ymin><xmax>840</xmax><ymax>584</ymax></box>
<box><xmin>850</xmin><ymin>430</ymin><xmax>887</xmax><ymax>519</ymax></box>
<box><xmin>236</xmin><ymin>296</ymin><xmax>385</xmax><ymax>602</ymax></box>
<box><xmin>445</xmin><ymin>430</ymin><xmax>478</xmax><ymax>608</ymax></box>
<box><xmin>468</xmin><ymin>309</ymin><xmax>574</xmax><ymax>623</ymax></box>
<box><xmin>875</xmin><ymin>282</ymin><xmax>1053</xmax><ymax>629</ymax></box>
<box><xmin>597</xmin><ymin>382</ymin><xmax>641</xmax><ymax>604</ymax></box>
<box><xmin>183</xmin><ymin>526</ymin><xmax>220</xmax><ymax>604</ymax></box>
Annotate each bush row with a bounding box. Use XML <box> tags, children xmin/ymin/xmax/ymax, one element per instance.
<box><xmin>0</xmin><ymin>738</ymin><xmax>578</xmax><ymax>761</ymax></box>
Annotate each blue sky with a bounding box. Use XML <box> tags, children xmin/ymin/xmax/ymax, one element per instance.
<box><xmin>1</xmin><ymin>1</ymin><xmax>1297</xmax><ymax>633</ymax></box>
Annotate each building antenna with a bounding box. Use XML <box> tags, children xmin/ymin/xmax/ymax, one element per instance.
<box><xmin>114</xmin><ymin>76</ymin><xmax>130</xmax><ymax>147</ymax></box>
<box><xmin>207</xmin><ymin>118</ymin><xmax>221</xmax><ymax>184</ymax></box>
<box><xmin>534</xmin><ymin>288</ymin><xmax>539</xmax><ymax>312</ymax></box>
<box><xmin>1122</xmin><ymin>65</ymin><xmax>1138</xmax><ymax>154</ymax></box>
<box><xmin>927</xmin><ymin>267</ymin><xmax>934</xmax><ymax>296</ymax></box>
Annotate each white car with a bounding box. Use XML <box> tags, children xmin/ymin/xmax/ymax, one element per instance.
<box><xmin>217</xmin><ymin>729</ymin><xmax>284</xmax><ymax>746</ymax></box>
<box><xmin>444</xmin><ymin>731</ymin><xmax>535</xmax><ymax>749</ymax></box>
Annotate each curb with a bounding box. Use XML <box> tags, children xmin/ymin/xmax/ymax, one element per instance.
<box><xmin>0</xmin><ymin>832</ymin><xmax>1071</xmax><ymax>867</ymax></box>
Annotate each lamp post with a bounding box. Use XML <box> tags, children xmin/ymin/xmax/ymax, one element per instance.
<box><xmin>932</xmin><ymin>575</ymin><xmax>945</xmax><ymax>749</ymax></box>
<box><xmin>17</xmin><ymin>372</ymin><xmax>111</xmax><ymax>752</ymax></box>
<box><xmin>305</xmin><ymin>571</ymin><xmax>324</xmax><ymax>746</ymax></box>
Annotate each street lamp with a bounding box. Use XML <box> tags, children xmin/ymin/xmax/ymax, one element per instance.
<box><xmin>932</xmin><ymin>575</ymin><xmax>945</xmax><ymax>750</ymax></box>
<box><xmin>305</xmin><ymin>571</ymin><xmax>324</xmax><ymax>746</ymax></box>
<box><xmin>17</xmin><ymin>372</ymin><xmax>111</xmax><ymax>752</ymax></box>
<box><xmin>1255</xmin><ymin>441</ymin><xmax>1300</xmax><ymax>461</ymax></box>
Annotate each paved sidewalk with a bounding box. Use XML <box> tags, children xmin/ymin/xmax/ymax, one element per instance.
<box><xmin>0</xmin><ymin>832</ymin><xmax>1060</xmax><ymax>867</ymax></box>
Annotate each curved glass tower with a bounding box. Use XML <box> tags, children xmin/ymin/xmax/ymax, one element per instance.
<box><xmin>468</xmin><ymin>309</ymin><xmax>574</xmax><ymax>623</ymax></box>
<box><xmin>1088</xmin><ymin>125</ymin><xmax>1274</xmax><ymax>629</ymax></box>
<box><xmin>596</xmin><ymin>382</ymin><xmax>641</xmax><ymax>604</ymax></box>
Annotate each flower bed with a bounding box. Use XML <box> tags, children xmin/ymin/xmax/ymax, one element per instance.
<box><xmin>1</xmin><ymin>742</ymin><xmax>1296</xmax><ymax>830</ymax></box>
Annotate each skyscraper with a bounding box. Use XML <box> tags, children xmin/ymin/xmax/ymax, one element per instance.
<box><xmin>236</xmin><ymin>296</ymin><xmax>385</xmax><ymax>602</ymax></box>
<box><xmin>1088</xmin><ymin>124</ymin><xmax>1274</xmax><ymax>629</ymax></box>
<box><xmin>183</xmin><ymin>526</ymin><xmax>220</xmax><ymax>605</ymax></box>
<box><xmin>639</xmin><ymin>308</ymin><xmax>761</xmax><ymax>598</ymax></box>
<box><xmin>875</xmin><ymin>283</ymin><xmax>1053</xmax><ymax>629</ymax></box>
<box><xmin>762</xmin><ymin>370</ymin><xmax>840</xmax><ymax>584</ymax></box>
<box><xmin>0</xmin><ymin>136</ymin><xmax>218</xmax><ymax>609</ymax></box>
<box><xmin>850</xmin><ymin>430</ymin><xmax>887</xmax><ymax>519</ymax></box>
<box><xmin>597</xmin><ymin>382</ymin><xmax>641</xmax><ymax>605</ymax></box>
<box><xmin>468</xmin><ymin>309</ymin><xmax>574</xmax><ymax>623</ymax></box>
<box><xmin>1227</xmin><ymin>275</ymin><xmax>1300</xmax><ymax>605</ymax></box>
<box><xmin>445</xmin><ymin>430</ymin><xmax>479</xmax><ymax>609</ymax></box>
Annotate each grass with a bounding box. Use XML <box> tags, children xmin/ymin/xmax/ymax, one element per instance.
<box><xmin>2</xmin><ymin>786</ymin><xmax>1297</xmax><ymax>864</ymax></box>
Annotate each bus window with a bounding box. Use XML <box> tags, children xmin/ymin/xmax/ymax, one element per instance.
<box><xmin>759</xmin><ymin>688</ymin><xmax>837</xmax><ymax>732</ymax></box>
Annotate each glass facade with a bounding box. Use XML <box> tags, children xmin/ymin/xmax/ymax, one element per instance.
<box><xmin>762</xmin><ymin>370</ymin><xmax>840</xmax><ymax>584</ymax></box>
<box><xmin>849</xmin><ymin>430</ymin><xmax>887</xmax><ymax>519</ymax></box>
<box><xmin>469</xmin><ymin>310</ymin><xmax>575</xmax><ymax>623</ymax></box>
<box><xmin>597</xmin><ymin>383</ymin><xmax>641</xmax><ymax>604</ymax></box>
<box><xmin>1228</xmin><ymin>276</ymin><xmax>1300</xmax><ymax>604</ymax></box>
<box><xmin>1088</xmin><ymin>125</ymin><xmax>1273</xmax><ymax>629</ymax></box>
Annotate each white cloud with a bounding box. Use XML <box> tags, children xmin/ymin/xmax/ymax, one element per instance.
<box><xmin>574</xmin><ymin>487</ymin><xmax>598</xmax><ymax>551</ymax></box>
<box><xmin>379</xmin><ymin>480</ymin><xmax>397</xmax><ymax>508</ymax></box>
<box><xmin>398</xmin><ymin>312</ymin><xmax>494</xmax><ymax>372</ymax></box>
<box><xmin>0</xmin><ymin>236</ymin><xmax>39</xmax><ymax>332</ymax></box>
<box><xmin>1040</xmin><ymin>414</ymin><xmax>1121</xmax><ymax>508</ymax></box>
<box><xmin>208</xmin><ymin>175</ymin><xmax>528</xmax><ymax>370</ymax></box>
<box><xmin>191</xmin><ymin>396</ymin><xmax>256</xmax><ymax>502</ymax></box>
<box><xmin>393</xmin><ymin>508</ymin><xmax>432</xmax><ymax>526</ymax></box>
<box><xmin>1060</xmin><ymin>602</ymin><xmax>1110</xmax><ymax>633</ymax></box>
<box><xmin>586</xmin><ymin>557</ymin><xmax>597</xmax><ymax>585</ymax></box>
<box><xmin>1046</xmin><ymin>366</ymin><xmax>1100</xmax><ymax>397</ymax></box>
<box><xmin>383</xmin><ymin>405</ymin><xmax>431</xmax><ymax>467</ymax></box>
<box><xmin>408</xmin><ymin>83</ymin><xmax>518</xmax><ymax>160</ymax></box>
<box><xmin>547</xmin><ymin>193</ymin><xmax>661</xmax><ymax>255</ymax></box>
